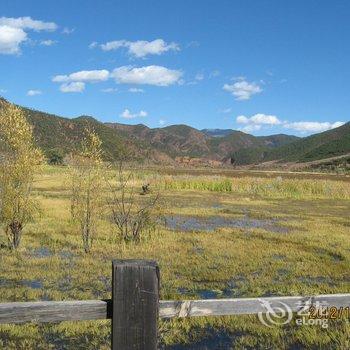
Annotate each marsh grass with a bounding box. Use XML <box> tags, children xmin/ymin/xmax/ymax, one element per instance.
<box><xmin>0</xmin><ymin>166</ymin><xmax>349</xmax><ymax>349</ymax></box>
<box><xmin>162</xmin><ymin>175</ymin><xmax>350</xmax><ymax>199</ymax></box>
<box><xmin>164</xmin><ymin>177</ymin><xmax>233</xmax><ymax>193</ymax></box>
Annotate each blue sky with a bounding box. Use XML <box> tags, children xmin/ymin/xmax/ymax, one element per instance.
<box><xmin>0</xmin><ymin>0</ymin><xmax>349</xmax><ymax>136</ymax></box>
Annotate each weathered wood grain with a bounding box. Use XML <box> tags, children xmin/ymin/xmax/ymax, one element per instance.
<box><xmin>112</xmin><ymin>259</ymin><xmax>159</xmax><ymax>350</ymax></box>
<box><xmin>0</xmin><ymin>294</ymin><xmax>349</xmax><ymax>324</ymax></box>
<box><xmin>159</xmin><ymin>294</ymin><xmax>350</xmax><ymax>318</ymax></box>
<box><xmin>0</xmin><ymin>300</ymin><xmax>111</xmax><ymax>324</ymax></box>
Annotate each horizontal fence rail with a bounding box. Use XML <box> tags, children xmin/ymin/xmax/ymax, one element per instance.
<box><xmin>1</xmin><ymin>294</ymin><xmax>350</xmax><ymax>324</ymax></box>
<box><xmin>0</xmin><ymin>259</ymin><xmax>349</xmax><ymax>349</ymax></box>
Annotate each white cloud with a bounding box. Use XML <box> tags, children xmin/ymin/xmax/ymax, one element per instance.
<box><xmin>27</xmin><ymin>89</ymin><xmax>42</xmax><ymax>96</ymax></box>
<box><xmin>236</xmin><ymin>113</ymin><xmax>345</xmax><ymax>135</ymax></box>
<box><xmin>0</xmin><ymin>16</ymin><xmax>57</xmax><ymax>31</ymax></box>
<box><xmin>241</xmin><ymin>124</ymin><xmax>262</xmax><ymax>133</ymax></box>
<box><xmin>185</xmin><ymin>72</ymin><xmax>204</xmax><ymax>85</ymax></box>
<box><xmin>101</xmin><ymin>87</ymin><xmax>118</xmax><ymax>93</ymax></box>
<box><xmin>195</xmin><ymin>73</ymin><xmax>204</xmax><ymax>81</ymax></box>
<box><xmin>0</xmin><ymin>88</ymin><xmax>7</xmax><ymax>93</ymax></box>
<box><xmin>220</xmin><ymin>108</ymin><xmax>232</xmax><ymax>114</ymax></box>
<box><xmin>53</xmin><ymin>66</ymin><xmax>181</xmax><ymax>92</ymax></box>
<box><xmin>112</xmin><ymin>65</ymin><xmax>182</xmax><ymax>86</ymax></box>
<box><xmin>236</xmin><ymin>115</ymin><xmax>249</xmax><ymax>124</ymax></box>
<box><xmin>128</xmin><ymin>87</ymin><xmax>144</xmax><ymax>93</ymax></box>
<box><xmin>100</xmin><ymin>40</ymin><xmax>125</xmax><ymax>51</ymax></box>
<box><xmin>210</xmin><ymin>70</ymin><xmax>220</xmax><ymax>78</ymax></box>
<box><xmin>40</xmin><ymin>39</ymin><xmax>56</xmax><ymax>46</ymax></box>
<box><xmin>0</xmin><ymin>17</ymin><xmax>57</xmax><ymax>55</ymax></box>
<box><xmin>237</xmin><ymin>113</ymin><xmax>281</xmax><ymax>126</ymax></box>
<box><xmin>0</xmin><ymin>25</ymin><xmax>27</xmax><ymax>54</ymax></box>
<box><xmin>159</xmin><ymin>119</ymin><xmax>166</xmax><ymax>126</ymax></box>
<box><xmin>120</xmin><ymin>109</ymin><xmax>148</xmax><ymax>119</ymax></box>
<box><xmin>233</xmin><ymin>76</ymin><xmax>246</xmax><ymax>81</ymax></box>
<box><xmin>62</xmin><ymin>27</ymin><xmax>74</xmax><ymax>34</ymax></box>
<box><xmin>59</xmin><ymin>82</ymin><xmax>85</xmax><ymax>93</ymax></box>
<box><xmin>100</xmin><ymin>39</ymin><xmax>180</xmax><ymax>58</ymax></box>
<box><xmin>223</xmin><ymin>79</ymin><xmax>262</xmax><ymax>100</ymax></box>
<box><xmin>236</xmin><ymin>113</ymin><xmax>281</xmax><ymax>133</ymax></box>
<box><xmin>284</xmin><ymin>121</ymin><xmax>345</xmax><ymax>133</ymax></box>
<box><xmin>89</xmin><ymin>41</ymin><xmax>98</xmax><ymax>49</ymax></box>
<box><xmin>53</xmin><ymin>69</ymin><xmax>110</xmax><ymax>83</ymax></box>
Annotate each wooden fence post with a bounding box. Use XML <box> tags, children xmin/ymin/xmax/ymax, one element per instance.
<box><xmin>111</xmin><ymin>259</ymin><xmax>159</xmax><ymax>350</ymax></box>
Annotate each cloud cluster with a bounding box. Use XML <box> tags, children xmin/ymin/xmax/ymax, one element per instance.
<box><xmin>223</xmin><ymin>79</ymin><xmax>262</xmax><ymax>100</ymax></box>
<box><xmin>120</xmin><ymin>109</ymin><xmax>147</xmax><ymax>119</ymax></box>
<box><xmin>40</xmin><ymin>39</ymin><xmax>56</xmax><ymax>46</ymax></box>
<box><xmin>236</xmin><ymin>113</ymin><xmax>280</xmax><ymax>132</ymax></box>
<box><xmin>60</xmin><ymin>82</ymin><xmax>85</xmax><ymax>93</ymax></box>
<box><xmin>62</xmin><ymin>27</ymin><xmax>74</xmax><ymax>35</ymax></box>
<box><xmin>284</xmin><ymin>121</ymin><xmax>345</xmax><ymax>133</ymax></box>
<box><xmin>27</xmin><ymin>89</ymin><xmax>42</xmax><ymax>96</ymax></box>
<box><xmin>101</xmin><ymin>87</ymin><xmax>118</xmax><ymax>93</ymax></box>
<box><xmin>186</xmin><ymin>72</ymin><xmax>205</xmax><ymax>85</ymax></box>
<box><xmin>236</xmin><ymin>113</ymin><xmax>345</xmax><ymax>134</ymax></box>
<box><xmin>0</xmin><ymin>16</ymin><xmax>57</xmax><ymax>55</ymax></box>
<box><xmin>53</xmin><ymin>70</ymin><xmax>109</xmax><ymax>83</ymax></box>
<box><xmin>128</xmin><ymin>88</ymin><xmax>144</xmax><ymax>93</ymax></box>
<box><xmin>52</xmin><ymin>66</ymin><xmax>182</xmax><ymax>92</ymax></box>
<box><xmin>195</xmin><ymin>73</ymin><xmax>204</xmax><ymax>81</ymax></box>
<box><xmin>111</xmin><ymin>65</ymin><xmax>182</xmax><ymax>86</ymax></box>
<box><xmin>95</xmin><ymin>39</ymin><xmax>179</xmax><ymax>58</ymax></box>
<box><xmin>0</xmin><ymin>17</ymin><xmax>57</xmax><ymax>31</ymax></box>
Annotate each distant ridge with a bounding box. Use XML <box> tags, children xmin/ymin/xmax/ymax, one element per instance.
<box><xmin>264</xmin><ymin>122</ymin><xmax>350</xmax><ymax>162</ymax></box>
<box><xmin>0</xmin><ymin>97</ymin><xmax>349</xmax><ymax>166</ymax></box>
<box><xmin>201</xmin><ymin>129</ymin><xmax>235</xmax><ymax>137</ymax></box>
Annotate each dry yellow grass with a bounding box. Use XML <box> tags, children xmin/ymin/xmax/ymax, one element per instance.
<box><xmin>0</xmin><ymin>166</ymin><xmax>349</xmax><ymax>349</ymax></box>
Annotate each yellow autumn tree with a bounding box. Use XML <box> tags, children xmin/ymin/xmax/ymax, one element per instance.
<box><xmin>0</xmin><ymin>100</ymin><xmax>43</xmax><ymax>249</ymax></box>
<box><xmin>70</xmin><ymin>127</ymin><xmax>104</xmax><ymax>253</ymax></box>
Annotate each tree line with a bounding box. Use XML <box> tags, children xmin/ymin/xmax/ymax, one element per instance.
<box><xmin>0</xmin><ymin>100</ymin><xmax>160</xmax><ymax>252</ymax></box>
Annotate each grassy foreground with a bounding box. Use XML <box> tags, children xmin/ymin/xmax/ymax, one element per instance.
<box><xmin>0</xmin><ymin>166</ymin><xmax>349</xmax><ymax>349</ymax></box>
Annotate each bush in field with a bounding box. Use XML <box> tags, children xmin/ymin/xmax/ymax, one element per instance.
<box><xmin>70</xmin><ymin>128</ymin><xmax>104</xmax><ymax>253</ymax></box>
<box><xmin>0</xmin><ymin>101</ymin><xmax>43</xmax><ymax>249</ymax></box>
<box><xmin>106</xmin><ymin>161</ymin><xmax>160</xmax><ymax>243</ymax></box>
<box><xmin>46</xmin><ymin>149</ymin><xmax>64</xmax><ymax>165</ymax></box>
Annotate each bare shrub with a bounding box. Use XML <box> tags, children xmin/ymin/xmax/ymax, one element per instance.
<box><xmin>106</xmin><ymin>161</ymin><xmax>160</xmax><ymax>243</ymax></box>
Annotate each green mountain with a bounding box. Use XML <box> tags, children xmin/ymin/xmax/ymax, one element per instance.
<box><xmin>0</xmin><ymin>97</ymin><xmax>161</xmax><ymax>163</ymax></box>
<box><xmin>265</xmin><ymin>122</ymin><xmax>350</xmax><ymax>162</ymax></box>
<box><xmin>107</xmin><ymin>122</ymin><xmax>297</xmax><ymax>161</ymax></box>
<box><xmin>1</xmin><ymin>97</ymin><xmax>348</xmax><ymax>166</ymax></box>
<box><xmin>232</xmin><ymin>122</ymin><xmax>350</xmax><ymax>165</ymax></box>
<box><xmin>208</xmin><ymin>131</ymin><xmax>299</xmax><ymax>163</ymax></box>
<box><xmin>201</xmin><ymin>129</ymin><xmax>236</xmax><ymax>137</ymax></box>
<box><xmin>106</xmin><ymin>123</ymin><xmax>212</xmax><ymax>158</ymax></box>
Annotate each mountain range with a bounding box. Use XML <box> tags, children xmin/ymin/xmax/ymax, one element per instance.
<box><xmin>1</xmin><ymin>97</ymin><xmax>349</xmax><ymax>167</ymax></box>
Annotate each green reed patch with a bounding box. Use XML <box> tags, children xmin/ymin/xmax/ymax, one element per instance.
<box><xmin>162</xmin><ymin>175</ymin><xmax>350</xmax><ymax>199</ymax></box>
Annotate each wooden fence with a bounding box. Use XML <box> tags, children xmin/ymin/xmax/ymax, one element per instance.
<box><xmin>0</xmin><ymin>260</ymin><xmax>349</xmax><ymax>349</ymax></box>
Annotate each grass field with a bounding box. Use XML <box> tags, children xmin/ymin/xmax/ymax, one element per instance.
<box><xmin>0</xmin><ymin>166</ymin><xmax>349</xmax><ymax>349</ymax></box>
